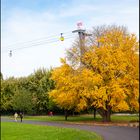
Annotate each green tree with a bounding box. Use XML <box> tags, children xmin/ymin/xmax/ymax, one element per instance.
<box><xmin>0</xmin><ymin>72</ymin><xmax>3</xmax><ymax>80</ymax></box>
<box><xmin>27</xmin><ymin>68</ymin><xmax>55</xmax><ymax>114</ymax></box>
<box><xmin>12</xmin><ymin>88</ymin><xmax>34</xmax><ymax>114</ymax></box>
<box><xmin>1</xmin><ymin>77</ymin><xmax>17</xmax><ymax>111</ymax></box>
<box><xmin>1</xmin><ymin>68</ymin><xmax>56</xmax><ymax>115</ymax></box>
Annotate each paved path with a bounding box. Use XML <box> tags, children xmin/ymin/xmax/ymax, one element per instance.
<box><xmin>1</xmin><ymin>117</ymin><xmax>139</xmax><ymax>140</ymax></box>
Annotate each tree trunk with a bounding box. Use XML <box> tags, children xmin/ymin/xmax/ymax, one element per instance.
<box><xmin>102</xmin><ymin>110</ymin><xmax>111</xmax><ymax>122</ymax></box>
<box><xmin>97</xmin><ymin>107</ymin><xmax>111</xmax><ymax>122</ymax></box>
<box><xmin>72</xmin><ymin>111</ymin><xmax>75</xmax><ymax>116</ymax></box>
<box><xmin>93</xmin><ymin>108</ymin><xmax>96</xmax><ymax>120</ymax></box>
<box><xmin>65</xmin><ymin>110</ymin><xmax>68</xmax><ymax>121</ymax></box>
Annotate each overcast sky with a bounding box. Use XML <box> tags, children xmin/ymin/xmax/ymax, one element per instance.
<box><xmin>1</xmin><ymin>0</ymin><xmax>139</xmax><ymax>79</ymax></box>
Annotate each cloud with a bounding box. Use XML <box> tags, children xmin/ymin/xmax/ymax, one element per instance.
<box><xmin>2</xmin><ymin>10</ymin><xmax>57</xmax><ymax>45</ymax></box>
<box><xmin>1</xmin><ymin>0</ymin><xmax>139</xmax><ymax>78</ymax></box>
<box><xmin>59</xmin><ymin>4</ymin><xmax>99</xmax><ymax>18</ymax></box>
<box><xmin>1</xmin><ymin>8</ymin><xmax>76</xmax><ymax>78</ymax></box>
<box><xmin>2</xmin><ymin>1</ymin><xmax>139</xmax><ymax>47</ymax></box>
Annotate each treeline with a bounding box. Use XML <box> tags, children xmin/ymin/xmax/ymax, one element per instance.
<box><xmin>1</xmin><ymin>69</ymin><xmax>63</xmax><ymax>115</ymax></box>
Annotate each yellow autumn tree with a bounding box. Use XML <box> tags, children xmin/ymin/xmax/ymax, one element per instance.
<box><xmin>82</xmin><ymin>29</ymin><xmax>139</xmax><ymax>121</ymax></box>
<box><xmin>50</xmin><ymin>59</ymin><xmax>90</xmax><ymax>120</ymax></box>
<box><xmin>49</xmin><ymin>26</ymin><xmax>139</xmax><ymax>122</ymax></box>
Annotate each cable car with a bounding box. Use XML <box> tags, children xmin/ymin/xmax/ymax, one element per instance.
<box><xmin>9</xmin><ymin>50</ymin><xmax>12</xmax><ymax>57</ymax></box>
<box><xmin>60</xmin><ymin>33</ymin><xmax>64</xmax><ymax>41</ymax></box>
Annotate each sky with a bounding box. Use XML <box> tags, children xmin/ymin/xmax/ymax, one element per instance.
<box><xmin>1</xmin><ymin>0</ymin><xmax>139</xmax><ymax>79</ymax></box>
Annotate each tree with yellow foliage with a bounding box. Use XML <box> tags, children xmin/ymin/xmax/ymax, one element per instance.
<box><xmin>82</xmin><ymin>29</ymin><xmax>139</xmax><ymax>121</ymax></box>
<box><xmin>50</xmin><ymin>59</ymin><xmax>89</xmax><ymax>120</ymax></box>
<box><xmin>49</xmin><ymin>26</ymin><xmax>139</xmax><ymax>122</ymax></box>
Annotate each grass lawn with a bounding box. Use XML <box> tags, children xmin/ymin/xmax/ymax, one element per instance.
<box><xmin>1</xmin><ymin>122</ymin><xmax>102</xmax><ymax>140</ymax></box>
<box><xmin>22</xmin><ymin>114</ymin><xmax>139</xmax><ymax>123</ymax></box>
<box><xmin>111</xmin><ymin>114</ymin><xmax>139</xmax><ymax>122</ymax></box>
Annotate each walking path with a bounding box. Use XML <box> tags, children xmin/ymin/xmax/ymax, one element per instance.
<box><xmin>1</xmin><ymin>117</ymin><xmax>139</xmax><ymax>140</ymax></box>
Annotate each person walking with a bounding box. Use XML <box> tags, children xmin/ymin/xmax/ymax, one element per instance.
<box><xmin>19</xmin><ymin>112</ymin><xmax>23</xmax><ymax>122</ymax></box>
<box><xmin>14</xmin><ymin>112</ymin><xmax>18</xmax><ymax>122</ymax></box>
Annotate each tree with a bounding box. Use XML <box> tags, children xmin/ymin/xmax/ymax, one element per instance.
<box><xmin>1</xmin><ymin>77</ymin><xmax>17</xmax><ymax>111</ymax></box>
<box><xmin>27</xmin><ymin>68</ymin><xmax>55</xmax><ymax>114</ymax></box>
<box><xmin>88</xmin><ymin>25</ymin><xmax>128</xmax><ymax>47</ymax></box>
<box><xmin>12</xmin><ymin>88</ymin><xmax>34</xmax><ymax>114</ymax></box>
<box><xmin>82</xmin><ymin>29</ymin><xmax>139</xmax><ymax>121</ymax></box>
<box><xmin>1</xmin><ymin>68</ymin><xmax>56</xmax><ymax>115</ymax></box>
<box><xmin>0</xmin><ymin>72</ymin><xmax>3</xmax><ymax>80</ymax></box>
<box><xmin>49</xmin><ymin>59</ymin><xmax>89</xmax><ymax>120</ymax></box>
<box><xmin>50</xmin><ymin>26</ymin><xmax>139</xmax><ymax>122</ymax></box>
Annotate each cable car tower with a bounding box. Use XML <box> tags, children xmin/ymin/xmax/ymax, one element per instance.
<box><xmin>72</xmin><ymin>22</ymin><xmax>92</xmax><ymax>66</ymax></box>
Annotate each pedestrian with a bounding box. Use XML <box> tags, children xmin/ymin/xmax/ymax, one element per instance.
<box><xmin>14</xmin><ymin>112</ymin><xmax>18</xmax><ymax>122</ymax></box>
<box><xmin>50</xmin><ymin>111</ymin><xmax>53</xmax><ymax>116</ymax></box>
<box><xmin>19</xmin><ymin>112</ymin><xmax>23</xmax><ymax>122</ymax></box>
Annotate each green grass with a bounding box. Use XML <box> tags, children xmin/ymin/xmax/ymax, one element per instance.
<box><xmin>25</xmin><ymin>115</ymin><xmax>101</xmax><ymax>122</ymax></box>
<box><xmin>1</xmin><ymin>122</ymin><xmax>102</xmax><ymax>140</ymax></box>
<box><xmin>22</xmin><ymin>114</ymin><xmax>139</xmax><ymax>123</ymax></box>
<box><xmin>111</xmin><ymin>114</ymin><xmax>139</xmax><ymax>122</ymax></box>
